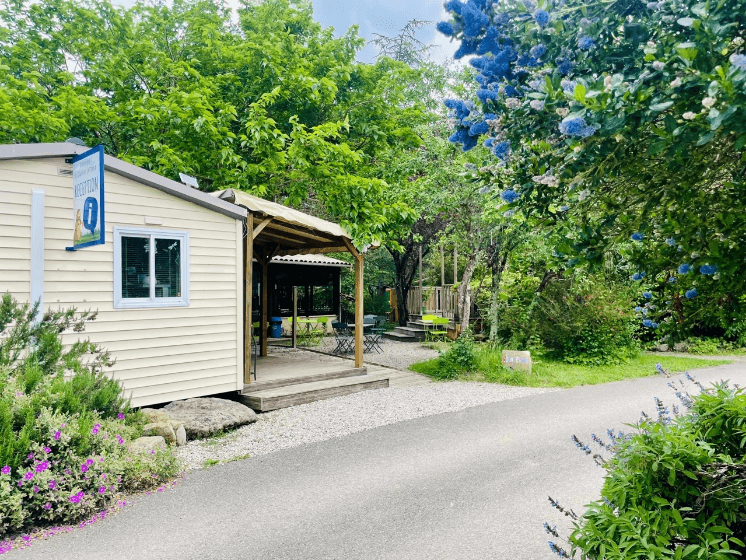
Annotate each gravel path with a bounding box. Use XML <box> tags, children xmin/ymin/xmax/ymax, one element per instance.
<box><xmin>176</xmin><ymin>382</ymin><xmax>558</xmax><ymax>470</ymax></box>
<box><xmin>314</xmin><ymin>337</ymin><xmax>441</xmax><ymax>370</ymax></box>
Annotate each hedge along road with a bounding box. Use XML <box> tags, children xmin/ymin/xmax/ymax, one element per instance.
<box><xmin>18</xmin><ymin>361</ymin><xmax>746</xmax><ymax>560</ymax></box>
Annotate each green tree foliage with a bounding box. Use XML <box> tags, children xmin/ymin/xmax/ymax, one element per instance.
<box><xmin>0</xmin><ymin>0</ymin><xmax>425</xmax><ymax>244</ymax></box>
<box><xmin>437</xmin><ymin>0</ymin><xmax>746</xmax><ymax>339</ymax></box>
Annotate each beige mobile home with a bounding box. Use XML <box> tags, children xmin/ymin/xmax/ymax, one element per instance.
<box><xmin>0</xmin><ymin>143</ymin><xmax>247</xmax><ymax>407</ymax></box>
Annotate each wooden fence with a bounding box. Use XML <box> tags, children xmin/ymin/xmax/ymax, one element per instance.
<box><xmin>406</xmin><ymin>285</ymin><xmax>458</xmax><ymax>319</ymax></box>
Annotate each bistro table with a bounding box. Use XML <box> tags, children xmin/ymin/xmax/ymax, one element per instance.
<box><xmin>296</xmin><ymin>318</ymin><xmax>318</xmax><ymax>345</ymax></box>
<box><xmin>346</xmin><ymin>323</ymin><xmax>381</xmax><ymax>353</ymax></box>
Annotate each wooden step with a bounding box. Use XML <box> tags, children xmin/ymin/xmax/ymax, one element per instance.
<box><xmin>239</xmin><ymin>375</ymin><xmax>390</xmax><ymax>411</ymax></box>
<box><xmin>242</xmin><ymin>366</ymin><xmax>367</xmax><ymax>393</ymax></box>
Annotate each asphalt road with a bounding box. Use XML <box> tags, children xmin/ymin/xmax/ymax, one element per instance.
<box><xmin>17</xmin><ymin>361</ymin><xmax>746</xmax><ymax>560</ymax></box>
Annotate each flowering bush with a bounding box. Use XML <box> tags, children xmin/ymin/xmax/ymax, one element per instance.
<box><xmin>0</xmin><ymin>295</ymin><xmax>180</xmax><ymax>536</ymax></box>
<box><xmin>438</xmin><ymin>0</ymin><xmax>746</xmax><ymax>338</ymax></box>
<box><xmin>550</xmin><ymin>380</ymin><xmax>746</xmax><ymax>558</ymax></box>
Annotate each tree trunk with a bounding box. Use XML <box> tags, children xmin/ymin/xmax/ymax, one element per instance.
<box><xmin>488</xmin><ymin>253</ymin><xmax>509</xmax><ymax>341</ymax></box>
<box><xmin>456</xmin><ymin>253</ymin><xmax>478</xmax><ymax>333</ymax></box>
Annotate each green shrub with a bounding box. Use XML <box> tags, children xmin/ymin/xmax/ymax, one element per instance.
<box><xmin>531</xmin><ymin>281</ymin><xmax>640</xmax><ymax>365</ymax></box>
<box><xmin>417</xmin><ymin>333</ymin><xmax>477</xmax><ymax>380</ymax></box>
<box><xmin>566</xmin><ymin>383</ymin><xmax>746</xmax><ymax>559</ymax></box>
<box><xmin>0</xmin><ymin>294</ymin><xmax>180</xmax><ymax>536</ymax></box>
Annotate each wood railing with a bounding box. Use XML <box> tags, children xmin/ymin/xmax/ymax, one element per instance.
<box><xmin>406</xmin><ymin>285</ymin><xmax>459</xmax><ymax>319</ymax></box>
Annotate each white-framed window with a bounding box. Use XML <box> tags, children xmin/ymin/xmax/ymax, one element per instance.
<box><xmin>113</xmin><ymin>227</ymin><xmax>189</xmax><ymax>309</ymax></box>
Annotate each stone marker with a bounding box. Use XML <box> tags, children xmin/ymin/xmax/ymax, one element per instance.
<box><xmin>501</xmin><ymin>350</ymin><xmax>532</xmax><ymax>373</ymax></box>
<box><xmin>163</xmin><ymin>397</ymin><xmax>258</xmax><ymax>439</ymax></box>
<box><xmin>175</xmin><ymin>424</ymin><xmax>187</xmax><ymax>446</ymax></box>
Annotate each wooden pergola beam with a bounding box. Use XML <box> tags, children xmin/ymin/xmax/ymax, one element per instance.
<box><xmin>341</xmin><ymin>238</ymin><xmax>363</xmax><ymax>368</ymax></box>
<box><xmin>273</xmin><ymin>245</ymin><xmax>349</xmax><ymax>257</ymax></box>
<box><xmin>252</xmin><ymin>217</ymin><xmax>273</xmax><ymax>239</ymax></box>
<box><xmin>263</xmin><ymin>221</ymin><xmax>340</xmax><ymax>244</ymax></box>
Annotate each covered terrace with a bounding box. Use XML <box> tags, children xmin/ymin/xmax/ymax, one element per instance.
<box><xmin>217</xmin><ymin>189</ymin><xmax>367</xmax><ymax>384</ymax></box>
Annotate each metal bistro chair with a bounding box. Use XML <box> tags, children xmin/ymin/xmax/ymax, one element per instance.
<box><xmin>363</xmin><ymin>317</ymin><xmax>382</xmax><ymax>354</ymax></box>
<box><xmin>371</xmin><ymin>315</ymin><xmax>386</xmax><ymax>348</ymax></box>
<box><xmin>331</xmin><ymin>321</ymin><xmax>353</xmax><ymax>355</ymax></box>
<box><xmin>314</xmin><ymin>316</ymin><xmax>329</xmax><ymax>345</ymax></box>
<box><xmin>429</xmin><ymin>317</ymin><xmax>450</xmax><ymax>342</ymax></box>
<box><xmin>421</xmin><ymin>314</ymin><xmax>438</xmax><ymax>341</ymax></box>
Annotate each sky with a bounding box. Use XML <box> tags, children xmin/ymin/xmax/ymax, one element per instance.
<box><xmin>307</xmin><ymin>0</ymin><xmax>454</xmax><ymax>64</ymax></box>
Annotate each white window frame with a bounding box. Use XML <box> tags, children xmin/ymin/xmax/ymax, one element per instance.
<box><xmin>113</xmin><ymin>227</ymin><xmax>190</xmax><ymax>309</ymax></box>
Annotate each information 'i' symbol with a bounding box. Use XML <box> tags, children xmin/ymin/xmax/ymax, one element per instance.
<box><xmin>83</xmin><ymin>197</ymin><xmax>98</xmax><ymax>233</ymax></box>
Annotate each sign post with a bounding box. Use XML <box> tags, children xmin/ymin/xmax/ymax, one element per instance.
<box><xmin>67</xmin><ymin>145</ymin><xmax>105</xmax><ymax>251</ymax></box>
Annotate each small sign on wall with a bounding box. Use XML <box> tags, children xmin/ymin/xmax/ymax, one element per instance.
<box><xmin>67</xmin><ymin>145</ymin><xmax>105</xmax><ymax>251</ymax></box>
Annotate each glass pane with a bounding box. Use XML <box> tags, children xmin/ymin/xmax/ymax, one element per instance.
<box><xmin>121</xmin><ymin>236</ymin><xmax>150</xmax><ymax>299</ymax></box>
<box><xmin>154</xmin><ymin>238</ymin><xmax>181</xmax><ymax>298</ymax></box>
<box><xmin>312</xmin><ymin>286</ymin><xmax>333</xmax><ymax>315</ymax></box>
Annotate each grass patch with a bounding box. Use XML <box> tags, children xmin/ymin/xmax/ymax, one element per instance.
<box><xmin>410</xmin><ymin>350</ymin><xmax>731</xmax><ymax>388</ymax></box>
<box><xmin>202</xmin><ymin>458</ymin><xmax>220</xmax><ymax>468</ymax></box>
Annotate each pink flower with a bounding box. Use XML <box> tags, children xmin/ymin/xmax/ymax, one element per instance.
<box><xmin>35</xmin><ymin>461</ymin><xmax>49</xmax><ymax>472</ymax></box>
<box><xmin>80</xmin><ymin>464</ymin><xmax>89</xmax><ymax>473</ymax></box>
<box><xmin>1</xmin><ymin>466</ymin><xmax>10</xmax><ymax>475</ymax></box>
<box><xmin>150</xmin><ymin>450</ymin><xmax>155</xmax><ymax>455</ymax></box>
<box><xmin>42</xmin><ymin>446</ymin><xmax>51</xmax><ymax>454</ymax></box>
<box><xmin>85</xmin><ymin>459</ymin><xmax>94</xmax><ymax>466</ymax></box>
<box><xmin>98</xmin><ymin>486</ymin><xmax>106</xmax><ymax>494</ymax></box>
<box><xmin>17</xmin><ymin>480</ymin><xmax>23</xmax><ymax>487</ymax></box>
<box><xmin>91</xmin><ymin>427</ymin><xmax>99</xmax><ymax>435</ymax></box>
<box><xmin>33</xmin><ymin>485</ymin><xmax>39</xmax><ymax>493</ymax></box>
<box><xmin>43</xmin><ymin>503</ymin><xmax>51</xmax><ymax>510</ymax></box>
<box><xmin>116</xmin><ymin>435</ymin><xmax>124</xmax><ymax>445</ymax></box>
<box><xmin>101</xmin><ymin>474</ymin><xmax>107</xmax><ymax>480</ymax></box>
<box><xmin>27</xmin><ymin>453</ymin><xmax>34</xmax><ymax>460</ymax></box>
<box><xmin>24</xmin><ymin>471</ymin><xmax>34</xmax><ymax>481</ymax></box>
<box><xmin>54</xmin><ymin>431</ymin><xmax>61</xmax><ymax>441</ymax></box>
<box><xmin>118</xmin><ymin>413</ymin><xmax>125</xmax><ymax>420</ymax></box>
<box><xmin>49</xmin><ymin>480</ymin><xmax>57</xmax><ymax>490</ymax></box>
<box><xmin>69</xmin><ymin>494</ymin><xmax>81</xmax><ymax>504</ymax></box>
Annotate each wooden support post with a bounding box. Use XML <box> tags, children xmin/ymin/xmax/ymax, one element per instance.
<box><xmin>244</xmin><ymin>214</ymin><xmax>253</xmax><ymax>384</ymax></box>
<box><xmin>354</xmin><ymin>253</ymin><xmax>364</xmax><ymax>369</ymax></box>
<box><xmin>418</xmin><ymin>245</ymin><xmax>423</xmax><ymax>312</ymax></box>
<box><xmin>260</xmin><ymin>259</ymin><xmax>269</xmax><ymax>358</ymax></box>
<box><xmin>441</xmin><ymin>244</ymin><xmax>445</xmax><ymax>287</ymax></box>
<box><xmin>292</xmin><ymin>286</ymin><xmax>297</xmax><ymax>349</ymax></box>
<box><xmin>454</xmin><ymin>246</ymin><xmax>458</xmax><ymax>284</ymax></box>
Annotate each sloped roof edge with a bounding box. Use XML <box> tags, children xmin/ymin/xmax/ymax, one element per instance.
<box><xmin>217</xmin><ymin>188</ymin><xmax>350</xmax><ymax>240</ymax></box>
<box><xmin>271</xmin><ymin>254</ymin><xmax>352</xmax><ymax>268</ymax></box>
<box><xmin>0</xmin><ymin>143</ymin><xmax>247</xmax><ymax>221</ymax></box>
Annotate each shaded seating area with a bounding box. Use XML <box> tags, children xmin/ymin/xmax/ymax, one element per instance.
<box><xmin>217</xmin><ymin>189</ymin><xmax>370</xmax><ymax>384</ymax></box>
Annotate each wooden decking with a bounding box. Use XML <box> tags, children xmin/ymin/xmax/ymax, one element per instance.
<box><xmin>238</xmin><ymin>350</ymin><xmax>430</xmax><ymax>412</ymax></box>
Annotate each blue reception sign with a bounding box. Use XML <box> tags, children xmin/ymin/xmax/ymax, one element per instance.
<box><xmin>68</xmin><ymin>145</ymin><xmax>105</xmax><ymax>250</ymax></box>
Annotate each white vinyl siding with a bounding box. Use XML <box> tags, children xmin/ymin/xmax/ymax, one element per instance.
<box><xmin>0</xmin><ymin>158</ymin><xmax>242</xmax><ymax>407</ymax></box>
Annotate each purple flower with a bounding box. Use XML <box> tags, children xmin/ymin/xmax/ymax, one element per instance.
<box><xmin>27</xmin><ymin>453</ymin><xmax>34</xmax><ymax>460</ymax></box>
<box><xmin>1</xmin><ymin>466</ymin><xmax>10</xmax><ymax>475</ymax></box>
<box><xmin>43</xmin><ymin>503</ymin><xmax>51</xmax><ymax>510</ymax></box>
<box><xmin>49</xmin><ymin>480</ymin><xmax>57</xmax><ymax>490</ymax></box>
<box><xmin>116</xmin><ymin>435</ymin><xmax>124</xmax><ymax>445</ymax></box>
<box><xmin>118</xmin><ymin>413</ymin><xmax>125</xmax><ymax>420</ymax></box>
<box><xmin>91</xmin><ymin>427</ymin><xmax>99</xmax><ymax>435</ymax></box>
<box><xmin>85</xmin><ymin>459</ymin><xmax>94</xmax><ymax>466</ymax></box>
<box><xmin>24</xmin><ymin>471</ymin><xmax>34</xmax><ymax>481</ymax></box>
<box><xmin>69</xmin><ymin>493</ymin><xmax>82</xmax><ymax>504</ymax></box>
<box><xmin>43</xmin><ymin>446</ymin><xmax>51</xmax><ymax>453</ymax></box>
<box><xmin>35</xmin><ymin>461</ymin><xmax>50</xmax><ymax>472</ymax></box>
<box><xmin>101</xmin><ymin>474</ymin><xmax>107</xmax><ymax>480</ymax></box>
<box><xmin>33</xmin><ymin>485</ymin><xmax>40</xmax><ymax>493</ymax></box>
<box><xmin>98</xmin><ymin>486</ymin><xmax>106</xmax><ymax>494</ymax></box>
<box><xmin>54</xmin><ymin>431</ymin><xmax>61</xmax><ymax>441</ymax></box>
<box><xmin>80</xmin><ymin>464</ymin><xmax>89</xmax><ymax>473</ymax></box>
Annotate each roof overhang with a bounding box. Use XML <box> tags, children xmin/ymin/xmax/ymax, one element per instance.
<box><xmin>217</xmin><ymin>188</ymin><xmax>356</xmax><ymax>258</ymax></box>
<box><xmin>0</xmin><ymin>143</ymin><xmax>247</xmax><ymax>221</ymax></box>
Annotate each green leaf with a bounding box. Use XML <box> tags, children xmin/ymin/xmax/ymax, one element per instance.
<box><xmin>677</xmin><ymin>17</ymin><xmax>696</xmax><ymax>27</ymax></box>
<box><xmin>676</xmin><ymin>42</ymin><xmax>699</xmax><ymax>61</ymax></box>
<box><xmin>650</xmin><ymin>101</ymin><xmax>674</xmax><ymax>112</ymax></box>
<box><xmin>574</xmin><ymin>83</ymin><xmax>587</xmax><ymax>102</ymax></box>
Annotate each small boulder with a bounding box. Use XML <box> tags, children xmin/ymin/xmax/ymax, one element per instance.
<box><xmin>129</xmin><ymin>436</ymin><xmax>166</xmax><ymax>454</ymax></box>
<box><xmin>163</xmin><ymin>397</ymin><xmax>257</xmax><ymax>439</ymax></box>
<box><xmin>142</xmin><ymin>422</ymin><xmax>176</xmax><ymax>444</ymax></box>
<box><xmin>175</xmin><ymin>424</ymin><xmax>187</xmax><ymax>446</ymax></box>
<box><xmin>140</xmin><ymin>408</ymin><xmax>171</xmax><ymax>424</ymax></box>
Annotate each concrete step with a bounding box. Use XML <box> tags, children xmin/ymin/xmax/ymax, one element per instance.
<box><xmin>242</xmin><ymin>366</ymin><xmax>367</xmax><ymax>393</ymax></box>
<box><xmin>383</xmin><ymin>330</ymin><xmax>416</xmax><ymax>341</ymax></box>
<box><xmin>238</xmin><ymin>374</ymin><xmax>389</xmax><ymax>412</ymax></box>
<box><xmin>387</xmin><ymin>326</ymin><xmax>427</xmax><ymax>342</ymax></box>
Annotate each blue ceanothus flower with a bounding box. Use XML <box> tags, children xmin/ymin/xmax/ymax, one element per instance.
<box><xmin>530</xmin><ymin>44</ymin><xmax>547</xmax><ymax>58</ymax></box>
<box><xmin>643</xmin><ymin>292</ymin><xmax>653</xmax><ymax>299</ymax></box>
<box><xmin>731</xmin><ymin>54</ymin><xmax>746</xmax><ymax>71</ymax></box>
<box><xmin>630</xmin><ymin>232</ymin><xmax>645</xmax><ymax>241</ymax></box>
<box><xmin>468</xmin><ymin>121</ymin><xmax>489</xmax><ymax>136</ymax></box>
<box><xmin>534</xmin><ymin>9</ymin><xmax>550</xmax><ymax>27</ymax></box>
<box><xmin>678</xmin><ymin>263</ymin><xmax>692</xmax><ymax>274</ymax></box>
<box><xmin>493</xmin><ymin>141</ymin><xmax>511</xmax><ymax>160</ymax></box>
<box><xmin>685</xmin><ymin>288</ymin><xmax>699</xmax><ymax>299</ymax></box>
<box><xmin>578</xmin><ymin>36</ymin><xmax>595</xmax><ymax>50</ymax></box>
<box><xmin>436</xmin><ymin>21</ymin><xmax>455</xmax><ymax>36</ymax></box>
<box><xmin>559</xmin><ymin>117</ymin><xmax>596</xmax><ymax>137</ymax></box>
<box><xmin>631</xmin><ymin>272</ymin><xmax>646</xmax><ymax>281</ymax></box>
<box><xmin>699</xmin><ymin>264</ymin><xmax>718</xmax><ymax>275</ymax></box>
<box><xmin>500</xmin><ymin>189</ymin><xmax>520</xmax><ymax>203</ymax></box>
<box><xmin>665</xmin><ymin>238</ymin><xmax>676</xmax><ymax>246</ymax></box>
<box><xmin>461</xmin><ymin>1</ymin><xmax>489</xmax><ymax>38</ymax></box>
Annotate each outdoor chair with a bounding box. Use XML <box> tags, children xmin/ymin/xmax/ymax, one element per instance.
<box><xmin>313</xmin><ymin>316</ymin><xmax>329</xmax><ymax>345</ymax></box>
<box><xmin>421</xmin><ymin>314</ymin><xmax>437</xmax><ymax>340</ymax></box>
<box><xmin>371</xmin><ymin>315</ymin><xmax>386</xmax><ymax>346</ymax></box>
<box><xmin>331</xmin><ymin>321</ymin><xmax>353</xmax><ymax>355</ymax></box>
<box><xmin>363</xmin><ymin>317</ymin><xmax>382</xmax><ymax>354</ymax></box>
<box><xmin>428</xmin><ymin>317</ymin><xmax>450</xmax><ymax>342</ymax></box>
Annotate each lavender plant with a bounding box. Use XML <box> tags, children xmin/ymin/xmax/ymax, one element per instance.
<box><xmin>544</xmin><ymin>370</ymin><xmax>746</xmax><ymax>558</ymax></box>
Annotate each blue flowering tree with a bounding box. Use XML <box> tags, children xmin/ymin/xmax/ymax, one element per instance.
<box><xmin>437</xmin><ymin>0</ymin><xmax>746</xmax><ymax>341</ymax></box>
